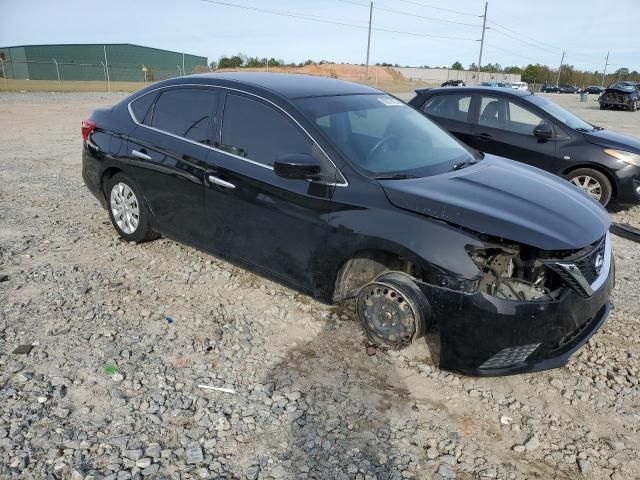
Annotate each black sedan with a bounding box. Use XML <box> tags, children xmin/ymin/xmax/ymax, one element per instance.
<box><xmin>586</xmin><ymin>86</ymin><xmax>605</xmax><ymax>95</ymax></box>
<box><xmin>409</xmin><ymin>86</ymin><xmax>640</xmax><ymax>206</ymax></box>
<box><xmin>558</xmin><ymin>84</ymin><xmax>580</xmax><ymax>94</ymax></box>
<box><xmin>599</xmin><ymin>82</ymin><xmax>639</xmax><ymax>111</ymax></box>
<box><xmin>83</xmin><ymin>73</ymin><xmax>613</xmax><ymax>376</ymax></box>
<box><xmin>441</xmin><ymin>80</ymin><xmax>465</xmax><ymax>87</ymax></box>
<box><xmin>541</xmin><ymin>84</ymin><xmax>560</xmax><ymax>93</ymax></box>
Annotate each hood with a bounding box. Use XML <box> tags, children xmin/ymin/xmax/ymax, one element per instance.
<box><xmin>582</xmin><ymin>128</ymin><xmax>640</xmax><ymax>152</ymax></box>
<box><xmin>379</xmin><ymin>155</ymin><xmax>610</xmax><ymax>251</ymax></box>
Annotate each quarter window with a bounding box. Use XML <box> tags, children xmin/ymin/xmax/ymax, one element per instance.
<box><xmin>151</xmin><ymin>88</ymin><xmax>219</xmax><ymax>144</ymax></box>
<box><xmin>220</xmin><ymin>94</ymin><xmax>312</xmax><ymax>166</ymax></box>
<box><xmin>423</xmin><ymin>94</ymin><xmax>472</xmax><ymax>122</ymax></box>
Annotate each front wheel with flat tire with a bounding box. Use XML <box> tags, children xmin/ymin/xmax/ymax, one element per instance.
<box><xmin>356</xmin><ymin>271</ymin><xmax>431</xmax><ymax>350</ymax></box>
<box><xmin>106</xmin><ymin>173</ymin><xmax>159</xmax><ymax>243</ymax></box>
<box><xmin>567</xmin><ymin>168</ymin><xmax>612</xmax><ymax>207</ymax></box>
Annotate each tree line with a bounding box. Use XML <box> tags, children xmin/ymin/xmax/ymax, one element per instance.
<box><xmin>210</xmin><ymin>53</ymin><xmax>639</xmax><ymax>86</ymax></box>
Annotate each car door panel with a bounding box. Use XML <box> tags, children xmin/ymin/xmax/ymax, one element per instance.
<box><xmin>203</xmin><ymin>92</ymin><xmax>336</xmax><ymax>292</ymax></box>
<box><xmin>470</xmin><ymin>95</ymin><xmax>558</xmax><ymax>171</ymax></box>
<box><xmin>420</xmin><ymin>93</ymin><xmax>474</xmax><ymax>145</ymax></box>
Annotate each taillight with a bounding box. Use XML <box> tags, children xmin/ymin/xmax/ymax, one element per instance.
<box><xmin>81</xmin><ymin>119</ymin><xmax>96</xmax><ymax>142</ymax></box>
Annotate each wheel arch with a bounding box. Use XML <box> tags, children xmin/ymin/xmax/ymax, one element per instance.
<box><xmin>562</xmin><ymin>163</ymin><xmax>618</xmax><ymax>198</ymax></box>
<box><xmin>331</xmin><ymin>247</ymin><xmax>435</xmax><ymax>303</ymax></box>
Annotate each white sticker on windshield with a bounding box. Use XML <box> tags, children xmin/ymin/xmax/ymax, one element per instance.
<box><xmin>377</xmin><ymin>97</ymin><xmax>403</xmax><ymax>106</ymax></box>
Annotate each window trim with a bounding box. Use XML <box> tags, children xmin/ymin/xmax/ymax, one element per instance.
<box><xmin>127</xmin><ymin>84</ymin><xmax>348</xmax><ymax>187</ymax></box>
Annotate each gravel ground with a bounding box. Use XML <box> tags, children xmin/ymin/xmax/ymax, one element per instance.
<box><xmin>1</xmin><ymin>91</ymin><xmax>640</xmax><ymax>480</ymax></box>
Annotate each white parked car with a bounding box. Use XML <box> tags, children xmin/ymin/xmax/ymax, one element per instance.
<box><xmin>511</xmin><ymin>81</ymin><xmax>529</xmax><ymax>91</ymax></box>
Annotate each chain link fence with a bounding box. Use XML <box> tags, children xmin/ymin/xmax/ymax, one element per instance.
<box><xmin>0</xmin><ymin>59</ymin><xmax>210</xmax><ymax>92</ymax></box>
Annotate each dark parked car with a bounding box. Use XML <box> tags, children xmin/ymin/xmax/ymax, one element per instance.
<box><xmin>541</xmin><ymin>84</ymin><xmax>560</xmax><ymax>93</ymax></box>
<box><xmin>599</xmin><ymin>82</ymin><xmax>639</xmax><ymax>111</ymax></box>
<box><xmin>410</xmin><ymin>86</ymin><xmax>640</xmax><ymax>206</ymax></box>
<box><xmin>441</xmin><ymin>79</ymin><xmax>465</xmax><ymax>87</ymax></box>
<box><xmin>586</xmin><ymin>86</ymin><xmax>605</xmax><ymax>95</ymax></box>
<box><xmin>83</xmin><ymin>73</ymin><xmax>614</xmax><ymax>376</ymax></box>
<box><xmin>558</xmin><ymin>84</ymin><xmax>580</xmax><ymax>94</ymax></box>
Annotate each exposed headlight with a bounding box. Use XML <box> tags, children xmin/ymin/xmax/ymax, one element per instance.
<box><xmin>604</xmin><ymin>149</ymin><xmax>640</xmax><ymax>167</ymax></box>
<box><xmin>467</xmin><ymin>244</ymin><xmax>557</xmax><ymax>301</ymax></box>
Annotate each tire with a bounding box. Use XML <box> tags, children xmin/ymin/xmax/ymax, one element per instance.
<box><xmin>356</xmin><ymin>271</ymin><xmax>431</xmax><ymax>350</ymax></box>
<box><xmin>599</xmin><ymin>104</ymin><xmax>607</xmax><ymax>110</ymax></box>
<box><xmin>567</xmin><ymin>168</ymin><xmax>613</xmax><ymax>207</ymax></box>
<box><xmin>105</xmin><ymin>173</ymin><xmax>159</xmax><ymax>242</ymax></box>
<box><xmin>630</xmin><ymin>100</ymin><xmax>637</xmax><ymax>112</ymax></box>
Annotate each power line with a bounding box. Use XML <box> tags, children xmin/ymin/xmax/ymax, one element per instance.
<box><xmin>486</xmin><ymin>19</ymin><xmax>561</xmax><ymax>53</ymax></box>
<box><xmin>392</xmin><ymin>0</ymin><xmax>480</xmax><ymax>18</ymax></box>
<box><xmin>488</xmin><ymin>25</ymin><xmax>560</xmax><ymax>55</ymax></box>
<box><xmin>199</xmin><ymin>0</ymin><xmax>477</xmax><ymax>41</ymax></box>
<box><xmin>333</xmin><ymin>0</ymin><xmax>482</xmax><ymax>28</ymax></box>
<box><xmin>484</xmin><ymin>42</ymin><xmax>549</xmax><ymax>65</ymax></box>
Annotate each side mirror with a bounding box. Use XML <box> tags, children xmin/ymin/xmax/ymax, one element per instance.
<box><xmin>274</xmin><ymin>154</ymin><xmax>322</xmax><ymax>180</ymax></box>
<box><xmin>533</xmin><ymin>122</ymin><xmax>554</xmax><ymax>139</ymax></box>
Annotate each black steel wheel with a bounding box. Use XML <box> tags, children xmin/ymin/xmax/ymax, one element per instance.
<box><xmin>356</xmin><ymin>271</ymin><xmax>431</xmax><ymax>350</ymax></box>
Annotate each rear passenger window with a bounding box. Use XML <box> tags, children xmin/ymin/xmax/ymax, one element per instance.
<box><xmin>151</xmin><ymin>88</ymin><xmax>219</xmax><ymax>144</ymax></box>
<box><xmin>423</xmin><ymin>94</ymin><xmax>471</xmax><ymax>122</ymax></box>
<box><xmin>220</xmin><ymin>94</ymin><xmax>312</xmax><ymax>166</ymax></box>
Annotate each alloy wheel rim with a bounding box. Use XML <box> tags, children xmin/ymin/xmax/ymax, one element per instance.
<box><xmin>110</xmin><ymin>182</ymin><xmax>140</xmax><ymax>234</ymax></box>
<box><xmin>571</xmin><ymin>175</ymin><xmax>602</xmax><ymax>201</ymax></box>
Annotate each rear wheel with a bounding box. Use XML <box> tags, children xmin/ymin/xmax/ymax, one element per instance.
<box><xmin>106</xmin><ymin>173</ymin><xmax>159</xmax><ymax>242</ymax></box>
<box><xmin>567</xmin><ymin>168</ymin><xmax>612</xmax><ymax>207</ymax></box>
<box><xmin>356</xmin><ymin>272</ymin><xmax>431</xmax><ymax>350</ymax></box>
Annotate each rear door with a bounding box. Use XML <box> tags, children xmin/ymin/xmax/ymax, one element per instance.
<box><xmin>468</xmin><ymin>94</ymin><xmax>558</xmax><ymax>171</ymax></box>
<box><xmin>419</xmin><ymin>93</ymin><xmax>474</xmax><ymax>145</ymax></box>
<box><xmin>203</xmin><ymin>91</ymin><xmax>339</xmax><ymax>291</ymax></box>
<box><xmin>126</xmin><ymin>87</ymin><xmax>221</xmax><ymax>247</ymax></box>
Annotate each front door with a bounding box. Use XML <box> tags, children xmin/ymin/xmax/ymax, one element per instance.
<box><xmin>203</xmin><ymin>92</ymin><xmax>339</xmax><ymax>292</ymax></box>
<box><xmin>468</xmin><ymin>94</ymin><xmax>558</xmax><ymax>171</ymax></box>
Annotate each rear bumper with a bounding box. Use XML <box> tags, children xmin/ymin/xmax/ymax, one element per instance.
<box><xmin>418</xmin><ymin>261</ymin><xmax>614</xmax><ymax>376</ymax></box>
<box><xmin>82</xmin><ymin>144</ymin><xmax>108</xmax><ymax>209</ymax></box>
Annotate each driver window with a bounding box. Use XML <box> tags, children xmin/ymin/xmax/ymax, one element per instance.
<box><xmin>506</xmin><ymin>101</ymin><xmax>545</xmax><ymax>136</ymax></box>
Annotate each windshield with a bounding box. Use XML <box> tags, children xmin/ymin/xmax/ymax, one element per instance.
<box><xmin>528</xmin><ymin>95</ymin><xmax>594</xmax><ymax>131</ymax></box>
<box><xmin>296</xmin><ymin>94</ymin><xmax>473</xmax><ymax>178</ymax></box>
<box><xmin>609</xmin><ymin>83</ymin><xmax>635</xmax><ymax>91</ymax></box>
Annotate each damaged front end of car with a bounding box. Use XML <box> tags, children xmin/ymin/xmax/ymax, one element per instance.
<box><xmin>411</xmin><ymin>232</ymin><xmax>614</xmax><ymax>376</ymax></box>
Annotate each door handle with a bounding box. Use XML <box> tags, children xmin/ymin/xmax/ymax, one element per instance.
<box><xmin>207</xmin><ymin>175</ymin><xmax>236</xmax><ymax>189</ymax></box>
<box><xmin>131</xmin><ymin>149</ymin><xmax>152</xmax><ymax>161</ymax></box>
<box><xmin>475</xmin><ymin>133</ymin><xmax>492</xmax><ymax>141</ymax></box>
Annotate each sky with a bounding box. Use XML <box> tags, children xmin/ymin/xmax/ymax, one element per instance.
<box><xmin>2</xmin><ymin>0</ymin><xmax>639</xmax><ymax>72</ymax></box>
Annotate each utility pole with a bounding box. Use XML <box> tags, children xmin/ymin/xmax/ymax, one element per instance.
<box><xmin>365</xmin><ymin>1</ymin><xmax>373</xmax><ymax>82</ymax></box>
<box><xmin>52</xmin><ymin>58</ymin><xmax>60</xmax><ymax>84</ymax></box>
<box><xmin>0</xmin><ymin>57</ymin><xmax>7</xmax><ymax>90</ymax></box>
<box><xmin>476</xmin><ymin>2</ymin><xmax>488</xmax><ymax>85</ymax></box>
<box><xmin>103</xmin><ymin>45</ymin><xmax>111</xmax><ymax>93</ymax></box>
<box><xmin>601</xmin><ymin>51</ymin><xmax>609</xmax><ymax>87</ymax></box>
<box><xmin>555</xmin><ymin>51</ymin><xmax>565</xmax><ymax>85</ymax></box>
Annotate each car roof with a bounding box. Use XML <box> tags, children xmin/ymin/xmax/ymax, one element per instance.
<box><xmin>415</xmin><ymin>86</ymin><xmax>532</xmax><ymax>97</ymax></box>
<box><xmin>187</xmin><ymin>72</ymin><xmax>381</xmax><ymax>99</ymax></box>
